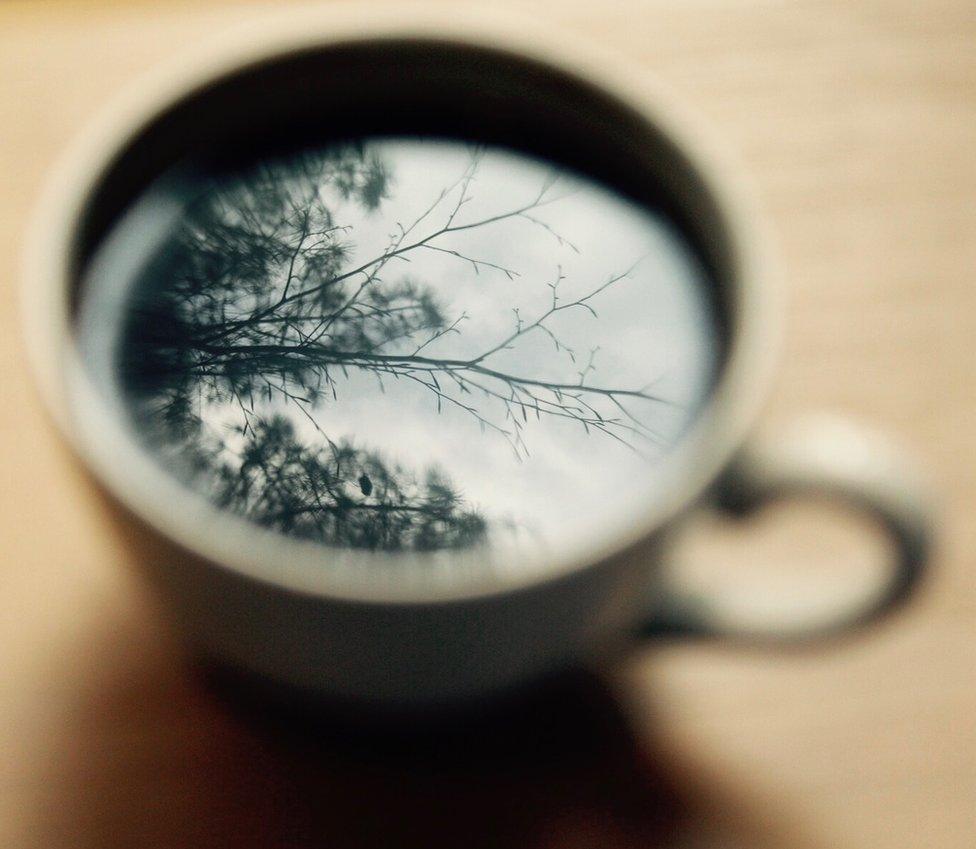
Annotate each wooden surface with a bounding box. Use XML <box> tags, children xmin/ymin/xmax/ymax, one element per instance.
<box><xmin>1</xmin><ymin>2</ymin><xmax>974</xmax><ymax>847</ymax></box>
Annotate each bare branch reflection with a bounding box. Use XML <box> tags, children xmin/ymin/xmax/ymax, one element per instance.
<box><xmin>110</xmin><ymin>140</ymin><xmax>714</xmax><ymax>552</ymax></box>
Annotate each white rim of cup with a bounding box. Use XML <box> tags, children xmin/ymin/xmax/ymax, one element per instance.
<box><xmin>21</xmin><ymin>5</ymin><xmax>781</xmax><ymax>604</ymax></box>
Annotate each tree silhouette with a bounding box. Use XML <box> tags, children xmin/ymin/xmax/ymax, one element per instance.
<box><xmin>121</xmin><ymin>143</ymin><xmax>673</xmax><ymax>551</ymax></box>
<box><xmin>197</xmin><ymin>415</ymin><xmax>484</xmax><ymax>550</ymax></box>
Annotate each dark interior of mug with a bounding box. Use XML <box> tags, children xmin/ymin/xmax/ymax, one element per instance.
<box><xmin>67</xmin><ymin>38</ymin><xmax>742</xmax><ymax>578</ymax></box>
<box><xmin>72</xmin><ymin>41</ymin><xmax>735</xmax><ymax>296</ymax></box>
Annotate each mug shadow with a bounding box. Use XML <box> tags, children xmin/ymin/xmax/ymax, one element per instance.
<box><xmin>33</xmin><ymin>609</ymin><xmax>818</xmax><ymax>849</ymax></box>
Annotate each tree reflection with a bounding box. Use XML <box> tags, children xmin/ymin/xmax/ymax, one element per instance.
<box><xmin>121</xmin><ymin>142</ymin><xmax>670</xmax><ymax>551</ymax></box>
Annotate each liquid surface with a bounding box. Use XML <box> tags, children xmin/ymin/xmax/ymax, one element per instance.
<box><xmin>78</xmin><ymin>139</ymin><xmax>718</xmax><ymax>560</ymax></box>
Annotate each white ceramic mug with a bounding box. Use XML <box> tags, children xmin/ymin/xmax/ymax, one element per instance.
<box><xmin>23</xmin><ymin>10</ymin><xmax>933</xmax><ymax>709</ymax></box>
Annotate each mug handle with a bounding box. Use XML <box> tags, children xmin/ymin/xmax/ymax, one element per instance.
<box><xmin>646</xmin><ymin>416</ymin><xmax>934</xmax><ymax>641</ymax></box>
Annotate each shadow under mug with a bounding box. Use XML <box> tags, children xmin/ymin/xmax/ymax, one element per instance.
<box><xmin>22</xmin><ymin>9</ymin><xmax>933</xmax><ymax>710</ymax></box>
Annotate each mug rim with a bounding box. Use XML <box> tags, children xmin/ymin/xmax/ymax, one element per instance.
<box><xmin>21</xmin><ymin>6</ymin><xmax>780</xmax><ymax>604</ymax></box>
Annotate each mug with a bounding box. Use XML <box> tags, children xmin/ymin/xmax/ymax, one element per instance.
<box><xmin>22</xmin><ymin>8</ymin><xmax>933</xmax><ymax>710</ymax></box>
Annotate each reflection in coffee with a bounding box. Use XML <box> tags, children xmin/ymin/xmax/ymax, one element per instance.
<box><xmin>77</xmin><ymin>139</ymin><xmax>718</xmax><ymax>557</ymax></box>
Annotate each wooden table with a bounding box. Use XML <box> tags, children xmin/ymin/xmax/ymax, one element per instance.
<box><xmin>1</xmin><ymin>2</ymin><xmax>973</xmax><ymax>847</ymax></box>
